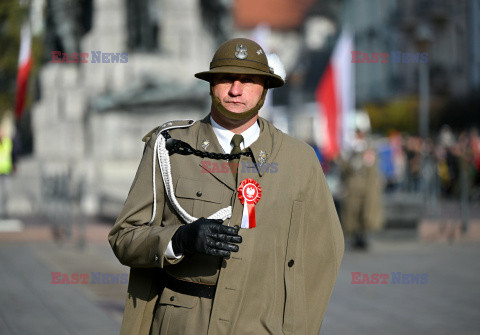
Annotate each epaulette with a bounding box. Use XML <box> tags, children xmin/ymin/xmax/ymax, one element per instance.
<box><xmin>142</xmin><ymin>119</ymin><xmax>196</xmax><ymax>143</ymax></box>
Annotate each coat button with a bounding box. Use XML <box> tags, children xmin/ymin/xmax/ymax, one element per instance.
<box><xmin>154</xmin><ymin>255</ymin><xmax>159</xmax><ymax>261</ymax></box>
<box><xmin>196</xmin><ymin>191</ymin><xmax>202</xmax><ymax>197</ymax></box>
<box><xmin>170</xmin><ymin>296</ymin><xmax>175</xmax><ymax>301</ymax></box>
<box><xmin>288</xmin><ymin>259</ymin><xmax>294</xmax><ymax>267</ymax></box>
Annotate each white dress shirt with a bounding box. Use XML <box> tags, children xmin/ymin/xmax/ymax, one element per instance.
<box><xmin>210</xmin><ymin>116</ymin><xmax>260</xmax><ymax>153</ymax></box>
<box><xmin>164</xmin><ymin>116</ymin><xmax>261</xmax><ymax>259</ymax></box>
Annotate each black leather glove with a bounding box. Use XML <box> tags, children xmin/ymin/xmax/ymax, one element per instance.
<box><xmin>172</xmin><ymin>217</ymin><xmax>242</xmax><ymax>258</ymax></box>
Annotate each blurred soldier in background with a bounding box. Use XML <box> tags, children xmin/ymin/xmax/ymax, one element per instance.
<box><xmin>340</xmin><ymin>129</ymin><xmax>383</xmax><ymax>250</ymax></box>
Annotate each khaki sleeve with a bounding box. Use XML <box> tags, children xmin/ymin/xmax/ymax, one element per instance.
<box><xmin>303</xmin><ymin>158</ymin><xmax>344</xmax><ymax>334</ymax></box>
<box><xmin>108</xmin><ymin>132</ymin><xmax>183</xmax><ymax>268</ymax></box>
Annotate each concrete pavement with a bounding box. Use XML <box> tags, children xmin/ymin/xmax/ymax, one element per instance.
<box><xmin>0</xmin><ymin>243</ymin><xmax>125</xmax><ymax>335</ymax></box>
<box><xmin>0</xmin><ymin>218</ymin><xmax>126</xmax><ymax>335</ymax></box>
<box><xmin>0</xmin><ymin>217</ymin><xmax>479</xmax><ymax>334</ymax></box>
<box><xmin>322</xmin><ymin>233</ymin><xmax>480</xmax><ymax>335</ymax></box>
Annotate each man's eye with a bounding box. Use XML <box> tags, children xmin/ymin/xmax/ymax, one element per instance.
<box><xmin>214</xmin><ymin>76</ymin><xmax>233</xmax><ymax>84</ymax></box>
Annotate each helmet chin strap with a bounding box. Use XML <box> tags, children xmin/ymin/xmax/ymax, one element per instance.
<box><xmin>210</xmin><ymin>86</ymin><xmax>268</xmax><ymax>121</ymax></box>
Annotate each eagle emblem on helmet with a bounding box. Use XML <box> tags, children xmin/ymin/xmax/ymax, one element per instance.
<box><xmin>235</xmin><ymin>44</ymin><xmax>248</xmax><ymax>59</ymax></box>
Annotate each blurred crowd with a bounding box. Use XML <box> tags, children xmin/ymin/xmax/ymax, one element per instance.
<box><xmin>377</xmin><ymin>126</ymin><xmax>480</xmax><ymax>200</ymax></box>
<box><xmin>315</xmin><ymin>125</ymin><xmax>480</xmax><ymax>250</ymax></box>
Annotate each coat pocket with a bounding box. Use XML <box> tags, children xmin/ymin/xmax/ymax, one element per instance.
<box><xmin>283</xmin><ymin>200</ymin><xmax>307</xmax><ymax>334</ymax></box>
<box><xmin>175</xmin><ymin>177</ymin><xmax>227</xmax><ymax>219</ymax></box>
<box><xmin>158</xmin><ymin>287</ymin><xmax>198</xmax><ymax>308</ymax></box>
<box><xmin>154</xmin><ymin>287</ymin><xmax>199</xmax><ymax>334</ymax></box>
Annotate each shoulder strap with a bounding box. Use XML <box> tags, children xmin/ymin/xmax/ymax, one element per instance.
<box><xmin>142</xmin><ymin>119</ymin><xmax>196</xmax><ymax>143</ymax></box>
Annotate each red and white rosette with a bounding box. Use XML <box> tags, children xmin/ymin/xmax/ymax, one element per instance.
<box><xmin>238</xmin><ymin>178</ymin><xmax>262</xmax><ymax>229</ymax></box>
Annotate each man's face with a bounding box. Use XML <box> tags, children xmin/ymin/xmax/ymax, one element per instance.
<box><xmin>211</xmin><ymin>74</ymin><xmax>265</xmax><ymax>114</ymax></box>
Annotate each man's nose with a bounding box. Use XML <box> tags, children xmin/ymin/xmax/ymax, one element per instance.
<box><xmin>229</xmin><ymin>80</ymin><xmax>243</xmax><ymax>96</ymax></box>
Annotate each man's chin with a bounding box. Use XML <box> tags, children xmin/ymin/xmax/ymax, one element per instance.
<box><xmin>213</xmin><ymin>108</ymin><xmax>257</xmax><ymax>123</ymax></box>
<box><xmin>223</xmin><ymin>104</ymin><xmax>247</xmax><ymax>114</ymax></box>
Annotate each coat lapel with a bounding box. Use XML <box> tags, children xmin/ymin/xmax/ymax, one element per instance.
<box><xmin>195</xmin><ymin>115</ymin><xmax>283</xmax><ymax>188</ymax></box>
<box><xmin>196</xmin><ymin>115</ymin><xmax>236</xmax><ymax>190</ymax></box>
<box><xmin>246</xmin><ymin>117</ymin><xmax>283</xmax><ymax>178</ymax></box>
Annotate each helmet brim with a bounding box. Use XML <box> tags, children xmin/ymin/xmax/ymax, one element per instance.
<box><xmin>195</xmin><ymin>66</ymin><xmax>285</xmax><ymax>88</ymax></box>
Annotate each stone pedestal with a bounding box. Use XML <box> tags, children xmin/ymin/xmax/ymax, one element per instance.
<box><xmin>24</xmin><ymin>0</ymin><xmax>215</xmax><ymax>217</ymax></box>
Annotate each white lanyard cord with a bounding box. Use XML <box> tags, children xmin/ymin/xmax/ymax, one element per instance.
<box><xmin>148</xmin><ymin>132</ymin><xmax>232</xmax><ymax>224</ymax></box>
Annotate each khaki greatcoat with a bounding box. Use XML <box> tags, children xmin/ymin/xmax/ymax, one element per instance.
<box><xmin>108</xmin><ymin>115</ymin><xmax>344</xmax><ymax>335</ymax></box>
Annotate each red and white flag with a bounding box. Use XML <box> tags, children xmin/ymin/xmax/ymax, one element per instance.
<box><xmin>315</xmin><ymin>30</ymin><xmax>355</xmax><ymax>160</ymax></box>
<box><xmin>15</xmin><ymin>23</ymin><xmax>32</xmax><ymax>120</ymax></box>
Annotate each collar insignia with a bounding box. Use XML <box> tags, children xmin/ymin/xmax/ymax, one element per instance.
<box><xmin>258</xmin><ymin>150</ymin><xmax>268</xmax><ymax>166</ymax></box>
<box><xmin>201</xmin><ymin>139</ymin><xmax>210</xmax><ymax>150</ymax></box>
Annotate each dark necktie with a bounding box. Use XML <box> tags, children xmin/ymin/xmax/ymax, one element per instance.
<box><xmin>230</xmin><ymin>134</ymin><xmax>244</xmax><ymax>181</ymax></box>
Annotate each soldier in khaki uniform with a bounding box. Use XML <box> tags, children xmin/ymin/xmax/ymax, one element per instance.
<box><xmin>340</xmin><ymin>130</ymin><xmax>383</xmax><ymax>250</ymax></box>
<box><xmin>109</xmin><ymin>38</ymin><xmax>344</xmax><ymax>335</ymax></box>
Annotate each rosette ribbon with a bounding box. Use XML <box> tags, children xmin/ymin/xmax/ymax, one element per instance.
<box><xmin>237</xmin><ymin>178</ymin><xmax>262</xmax><ymax>229</ymax></box>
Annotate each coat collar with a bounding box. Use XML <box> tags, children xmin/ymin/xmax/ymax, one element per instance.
<box><xmin>195</xmin><ymin>114</ymin><xmax>284</xmax><ymax>190</ymax></box>
<box><xmin>196</xmin><ymin>115</ymin><xmax>224</xmax><ymax>155</ymax></box>
<box><xmin>196</xmin><ymin>115</ymin><xmax>236</xmax><ymax>190</ymax></box>
<box><xmin>249</xmin><ymin>116</ymin><xmax>283</xmax><ymax>178</ymax></box>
